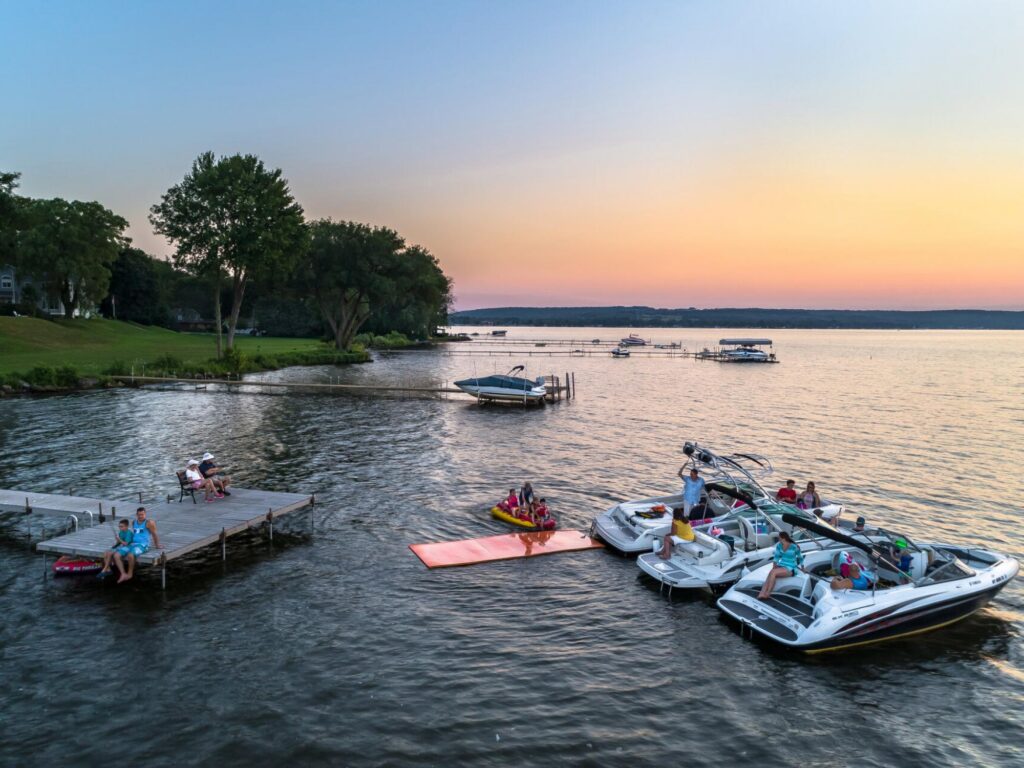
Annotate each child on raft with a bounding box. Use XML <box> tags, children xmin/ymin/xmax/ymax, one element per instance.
<box><xmin>497</xmin><ymin>489</ymin><xmax>520</xmax><ymax>513</ymax></box>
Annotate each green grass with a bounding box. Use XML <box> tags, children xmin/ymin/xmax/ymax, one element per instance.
<box><xmin>0</xmin><ymin>317</ymin><xmax>351</xmax><ymax>377</ymax></box>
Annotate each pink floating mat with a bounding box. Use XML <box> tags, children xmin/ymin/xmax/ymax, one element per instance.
<box><xmin>410</xmin><ymin>530</ymin><xmax>604</xmax><ymax>568</ymax></box>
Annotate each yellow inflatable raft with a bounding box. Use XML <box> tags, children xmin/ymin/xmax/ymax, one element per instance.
<box><xmin>490</xmin><ymin>506</ymin><xmax>556</xmax><ymax>531</ymax></box>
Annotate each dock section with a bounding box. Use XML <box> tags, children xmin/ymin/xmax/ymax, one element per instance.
<box><xmin>13</xmin><ymin>487</ymin><xmax>313</xmax><ymax>588</ymax></box>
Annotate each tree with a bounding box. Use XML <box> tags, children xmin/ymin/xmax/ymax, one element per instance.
<box><xmin>150</xmin><ymin>152</ymin><xmax>307</xmax><ymax>354</ymax></box>
<box><xmin>363</xmin><ymin>245</ymin><xmax>453</xmax><ymax>339</ymax></box>
<box><xmin>16</xmin><ymin>198</ymin><xmax>128</xmax><ymax>318</ymax></box>
<box><xmin>0</xmin><ymin>171</ymin><xmax>23</xmax><ymax>263</ymax></box>
<box><xmin>99</xmin><ymin>247</ymin><xmax>173</xmax><ymax>326</ymax></box>
<box><xmin>302</xmin><ymin>219</ymin><xmax>405</xmax><ymax>350</ymax></box>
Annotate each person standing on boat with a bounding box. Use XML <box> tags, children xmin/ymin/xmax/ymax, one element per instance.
<box><xmin>677</xmin><ymin>466</ymin><xmax>705</xmax><ymax>518</ymax></box>
<box><xmin>519</xmin><ymin>482</ymin><xmax>535</xmax><ymax>509</ymax></box>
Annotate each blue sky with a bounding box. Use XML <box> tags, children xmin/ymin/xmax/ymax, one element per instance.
<box><xmin>4</xmin><ymin>1</ymin><xmax>1024</xmax><ymax>308</ymax></box>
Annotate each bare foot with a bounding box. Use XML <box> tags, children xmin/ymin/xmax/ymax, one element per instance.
<box><xmin>117</xmin><ymin>573</ymin><xmax>130</xmax><ymax>583</ymax></box>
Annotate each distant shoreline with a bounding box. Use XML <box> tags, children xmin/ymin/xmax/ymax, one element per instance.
<box><xmin>450</xmin><ymin>306</ymin><xmax>1024</xmax><ymax>330</ymax></box>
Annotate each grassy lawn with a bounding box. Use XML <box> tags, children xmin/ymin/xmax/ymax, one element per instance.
<box><xmin>0</xmin><ymin>317</ymin><xmax>328</xmax><ymax>376</ymax></box>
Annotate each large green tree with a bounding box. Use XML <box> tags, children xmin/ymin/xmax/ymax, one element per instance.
<box><xmin>0</xmin><ymin>171</ymin><xmax>23</xmax><ymax>263</ymax></box>
<box><xmin>363</xmin><ymin>245</ymin><xmax>453</xmax><ymax>338</ymax></box>
<box><xmin>16</xmin><ymin>198</ymin><xmax>128</xmax><ymax>318</ymax></box>
<box><xmin>302</xmin><ymin>220</ymin><xmax>405</xmax><ymax>350</ymax></box>
<box><xmin>150</xmin><ymin>152</ymin><xmax>307</xmax><ymax>354</ymax></box>
<box><xmin>99</xmin><ymin>247</ymin><xmax>174</xmax><ymax>326</ymax></box>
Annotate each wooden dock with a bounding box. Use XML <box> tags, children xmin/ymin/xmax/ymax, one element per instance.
<box><xmin>11</xmin><ymin>487</ymin><xmax>314</xmax><ymax>588</ymax></box>
<box><xmin>109</xmin><ymin>374</ymin><xmax>574</xmax><ymax>403</ymax></box>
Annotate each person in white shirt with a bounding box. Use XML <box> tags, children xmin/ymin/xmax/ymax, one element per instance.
<box><xmin>186</xmin><ymin>458</ymin><xmax>220</xmax><ymax>502</ymax></box>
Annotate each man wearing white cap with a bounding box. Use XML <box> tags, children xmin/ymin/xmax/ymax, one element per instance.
<box><xmin>199</xmin><ymin>452</ymin><xmax>231</xmax><ymax>496</ymax></box>
<box><xmin>185</xmin><ymin>458</ymin><xmax>220</xmax><ymax>502</ymax></box>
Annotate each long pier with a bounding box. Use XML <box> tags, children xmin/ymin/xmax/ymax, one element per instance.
<box><xmin>4</xmin><ymin>487</ymin><xmax>314</xmax><ymax>588</ymax></box>
<box><xmin>110</xmin><ymin>374</ymin><xmax>575</xmax><ymax>402</ymax></box>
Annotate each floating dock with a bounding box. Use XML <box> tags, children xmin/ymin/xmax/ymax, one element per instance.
<box><xmin>410</xmin><ymin>530</ymin><xmax>604</xmax><ymax>568</ymax></box>
<box><xmin>3</xmin><ymin>487</ymin><xmax>314</xmax><ymax>588</ymax></box>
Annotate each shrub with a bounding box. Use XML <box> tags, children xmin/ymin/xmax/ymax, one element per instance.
<box><xmin>151</xmin><ymin>354</ymin><xmax>184</xmax><ymax>371</ymax></box>
<box><xmin>102</xmin><ymin>360</ymin><xmax>131</xmax><ymax>376</ymax></box>
<box><xmin>54</xmin><ymin>365</ymin><xmax>80</xmax><ymax>389</ymax></box>
<box><xmin>24</xmin><ymin>366</ymin><xmax>57</xmax><ymax>387</ymax></box>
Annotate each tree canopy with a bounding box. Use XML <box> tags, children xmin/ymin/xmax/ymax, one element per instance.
<box><xmin>150</xmin><ymin>152</ymin><xmax>307</xmax><ymax>353</ymax></box>
<box><xmin>302</xmin><ymin>219</ymin><xmax>452</xmax><ymax>349</ymax></box>
<box><xmin>15</xmin><ymin>198</ymin><xmax>128</xmax><ymax>318</ymax></box>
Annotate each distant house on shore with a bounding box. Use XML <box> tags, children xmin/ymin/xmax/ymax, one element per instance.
<box><xmin>0</xmin><ymin>264</ymin><xmax>67</xmax><ymax>316</ymax></box>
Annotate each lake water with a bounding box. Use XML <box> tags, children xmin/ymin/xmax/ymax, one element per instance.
<box><xmin>1</xmin><ymin>327</ymin><xmax>1022</xmax><ymax>767</ymax></box>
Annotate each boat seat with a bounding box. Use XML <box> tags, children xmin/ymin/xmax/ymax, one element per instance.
<box><xmin>738</xmin><ymin>516</ymin><xmax>775</xmax><ymax>549</ymax></box>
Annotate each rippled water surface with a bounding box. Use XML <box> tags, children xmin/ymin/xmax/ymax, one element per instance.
<box><xmin>1</xmin><ymin>327</ymin><xmax>1022</xmax><ymax>767</ymax></box>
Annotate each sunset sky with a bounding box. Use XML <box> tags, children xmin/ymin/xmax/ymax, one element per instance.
<box><xmin>3</xmin><ymin>1</ymin><xmax>1023</xmax><ymax>310</ymax></box>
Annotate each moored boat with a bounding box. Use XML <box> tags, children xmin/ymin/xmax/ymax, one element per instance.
<box><xmin>620</xmin><ymin>333</ymin><xmax>647</xmax><ymax>346</ymax></box>
<box><xmin>717</xmin><ymin>513</ymin><xmax>1019</xmax><ymax>653</ymax></box>
<box><xmin>454</xmin><ymin>366</ymin><xmax>547</xmax><ymax>402</ymax></box>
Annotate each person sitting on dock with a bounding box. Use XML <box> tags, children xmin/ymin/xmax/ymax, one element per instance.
<box><xmin>98</xmin><ymin>519</ymin><xmax>134</xmax><ymax>581</ymax></box>
<box><xmin>121</xmin><ymin>507</ymin><xmax>162</xmax><ymax>583</ymax></box>
<box><xmin>776</xmin><ymin>479</ymin><xmax>797</xmax><ymax>504</ymax></box>
<box><xmin>186</xmin><ymin>459</ymin><xmax>221</xmax><ymax>502</ymax></box>
<box><xmin>658</xmin><ymin>508</ymin><xmax>695</xmax><ymax>559</ymax></box>
<box><xmin>677</xmin><ymin>467</ymin><xmax>705</xmax><ymax>518</ymax></box>
<box><xmin>199</xmin><ymin>452</ymin><xmax>231</xmax><ymax>497</ymax></box>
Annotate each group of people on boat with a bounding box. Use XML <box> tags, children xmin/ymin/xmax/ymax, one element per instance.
<box><xmin>775</xmin><ymin>478</ymin><xmax>841</xmax><ymax>525</ymax></box>
<box><xmin>496</xmin><ymin>482</ymin><xmax>552</xmax><ymax>526</ymax></box>
<box><xmin>184</xmin><ymin>452</ymin><xmax>232</xmax><ymax>503</ymax></box>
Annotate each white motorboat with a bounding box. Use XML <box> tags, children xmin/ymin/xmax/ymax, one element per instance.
<box><xmin>636</xmin><ymin>503</ymin><xmax>840</xmax><ymax>592</ymax></box>
<box><xmin>592</xmin><ymin>444</ymin><xmax>777</xmax><ymax>554</ymax></box>
<box><xmin>717</xmin><ymin>513</ymin><xmax>1019</xmax><ymax>653</ymax></box>
<box><xmin>620</xmin><ymin>334</ymin><xmax>647</xmax><ymax>346</ymax></box>
<box><xmin>610</xmin><ymin>348</ymin><xmax>631</xmax><ymax>358</ymax></box>
<box><xmin>719</xmin><ymin>338</ymin><xmax>773</xmax><ymax>362</ymax></box>
<box><xmin>454</xmin><ymin>366</ymin><xmax>547</xmax><ymax>402</ymax></box>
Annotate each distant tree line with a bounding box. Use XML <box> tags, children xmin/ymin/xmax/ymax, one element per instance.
<box><xmin>451</xmin><ymin>305</ymin><xmax>1024</xmax><ymax>330</ymax></box>
<box><xmin>0</xmin><ymin>156</ymin><xmax>453</xmax><ymax>353</ymax></box>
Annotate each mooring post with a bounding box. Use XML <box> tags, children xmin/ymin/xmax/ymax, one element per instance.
<box><xmin>42</xmin><ymin>553</ymin><xmax>47</xmax><ymax>580</ymax></box>
<box><xmin>267</xmin><ymin>508</ymin><xmax>274</xmax><ymax>544</ymax></box>
<box><xmin>98</xmin><ymin>502</ymin><xmax>104</xmax><ymax>524</ymax></box>
<box><xmin>220</xmin><ymin>528</ymin><xmax>227</xmax><ymax>561</ymax></box>
<box><xmin>572</xmin><ymin>372</ymin><xmax>576</xmax><ymax>399</ymax></box>
<box><xmin>138</xmin><ymin>491</ymin><xmax>143</xmax><ymax>504</ymax></box>
<box><xmin>161</xmin><ymin>559</ymin><xmax>167</xmax><ymax>590</ymax></box>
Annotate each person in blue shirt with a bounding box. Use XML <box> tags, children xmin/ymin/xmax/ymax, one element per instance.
<box><xmin>757</xmin><ymin>531</ymin><xmax>804</xmax><ymax>599</ymax></box>
<box><xmin>677</xmin><ymin>466</ymin><xmax>705</xmax><ymax>518</ymax></box>
<box><xmin>831</xmin><ymin>561</ymin><xmax>873</xmax><ymax>591</ymax></box>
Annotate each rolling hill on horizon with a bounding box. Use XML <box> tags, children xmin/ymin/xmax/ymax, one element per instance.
<box><xmin>450</xmin><ymin>306</ymin><xmax>1024</xmax><ymax>330</ymax></box>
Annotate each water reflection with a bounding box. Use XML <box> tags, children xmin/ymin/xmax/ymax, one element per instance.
<box><xmin>0</xmin><ymin>327</ymin><xmax>1021</xmax><ymax>766</ymax></box>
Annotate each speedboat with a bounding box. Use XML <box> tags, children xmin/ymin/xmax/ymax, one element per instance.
<box><xmin>454</xmin><ymin>366</ymin><xmax>547</xmax><ymax>402</ymax></box>
<box><xmin>717</xmin><ymin>513</ymin><xmax>1019</xmax><ymax>653</ymax></box>
<box><xmin>620</xmin><ymin>334</ymin><xmax>647</xmax><ymax>346</ymax></box>
<box><xmin>490</xmin><ymin>330</ymin><xmax>507</xmax><ymax>337</ymax></box>
<box><xmin>719</xmin><ymin>338</ymin><xmax>772</xmax><ymax>362</ymax></box>
<box><xmin>610</xmin><ymin>348</ymin><xmax>631</xmax><ymax>358</ymax></box>
<box><xmin>592</xmin><ymin>444</ymin><xmax>777</xmax><ymax>554</ymax></box>
<box><xmin>637</xmin><ymin>503</ymin><xmax>841</xmax><ymax>593</ymax></box>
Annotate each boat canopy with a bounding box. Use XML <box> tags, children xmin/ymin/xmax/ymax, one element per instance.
<box><xmin>719</xmin><ymin>338</ymin><xmax>772</xmax><ymax>346</ymax></box>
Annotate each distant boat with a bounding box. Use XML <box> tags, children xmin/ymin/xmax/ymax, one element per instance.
<box><xmin>611</xmin><ymin>348</ymin><xmax>631</xmax><ymax>358</ymax></box>
<box><xmin>719</xmin><ymin>338</ymin><xmax>773</xmax><ymax>362</ymax></box>
<box><xmin>490</xmin><ymin>330</ymin><xmax>507</xmax><ymax>337</ymax></box>
<box><xmin>454</xmin><ymin>365</ymin><xmax>547</xmax><ymax>402</ymax></box>
<box><xmin>591</xmin><ymin>339</ymin><xmax>601</xmax><ymax>344</ymax></box>
<box><xmin>620</xmin><ymin>333</ymin><xmax>647</xmax><ymax>346</ymax></box>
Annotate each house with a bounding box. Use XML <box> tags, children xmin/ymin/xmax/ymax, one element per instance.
<box><xmin>0</xmin><ymin>264</ymin><xmax>67</xmax><ymax>315</ymax></box>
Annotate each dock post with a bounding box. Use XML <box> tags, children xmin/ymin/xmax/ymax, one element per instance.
<box><xmin>98</xmin><ymin>502</ymin><xmax>104</xmax><ymax>524</ymax></box>
<box><xmin>161</xmin><ymin>559</ymin><xmax>167</xmax><ymax>590</ymax></box>
<box><xmin>565</xmin><ymin>371</ymin><xmax>569</xmax><ymax>399</ymax></box>
<box><xmin>138</xmin><ymin>491</ymin><xmax>143</xmax><ymax>504</ymax></box>
<box><xmin>220</xmin><ymin>528</ymin><xmax>227</xmax><ymax>561</ymax></box>
<box><xmin>571</xmin><ymin>372</ymin><xmax>575</xmax><ymax>399</ymax></box>
<box><xmin>267</xmin><ymin>509</ymin><xmax>274</xmax><ymax>544</ymax></box>
<box><xmin>42</xmin><ymin>553</ymin><xmax>47</xmax><ymax>580</ymax></box>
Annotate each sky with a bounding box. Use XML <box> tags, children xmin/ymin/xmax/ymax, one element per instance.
<box><xmin>2</xmin><ymin>0</ymin><xmax>1023</xmax><ymax>310</ymax></box>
